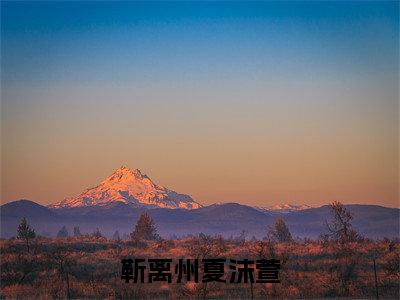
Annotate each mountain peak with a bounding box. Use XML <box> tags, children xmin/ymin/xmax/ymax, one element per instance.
<box><xmin>113</xmin><ymin>165</ymin><xmax>138</xmax><ymax>174</ymax></box>
<box><xmin>49</xmin><ymin>166</ymin><xmax>202</xmax><ymax>210</ymax></box>
<box><xmin>112</xmin><ymin>166</ymin><xmax>146</xmax><ymax>178</ymax></box>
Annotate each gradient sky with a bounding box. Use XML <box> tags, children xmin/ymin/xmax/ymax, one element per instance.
<box><xmin>1</xmin><ymin>1</ymin><xmax>399</xmax><ymax>207</ymax></box>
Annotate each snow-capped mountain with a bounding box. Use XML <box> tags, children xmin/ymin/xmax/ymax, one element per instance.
<box><xmin>49</xmin><ymin>166</ymin><xmax>202</xmax><ymax>210</ymax></box>
<box><xmin>255</xmin><ymin>203</ymin><xmax>313</xmax><ymax>213</ymax></box>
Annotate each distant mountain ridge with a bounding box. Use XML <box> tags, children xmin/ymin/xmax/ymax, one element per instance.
<box><xmin>1</xmin><ymin>166</ymin><xmax>398</xmax><ymax>239</ymax></box>
<box><xmin>49</xmin><ymin>166</ymin><xmax>202</xmax><ymax>210</ymax></box>
<box><xmin>255</xmin><ymin>204</ymin><xmax>314</xmax><ymax>213</ymax></box>
<box><xmin>1</xmin><ymin>199</ymin><xmax>398</xmax><ymax>239</ymax></box>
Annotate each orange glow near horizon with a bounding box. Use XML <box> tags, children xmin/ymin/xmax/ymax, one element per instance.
<box><xmin>1</xmin><ymin>81</ymin><xmax>398</xmax><ymax>208</ymax></box>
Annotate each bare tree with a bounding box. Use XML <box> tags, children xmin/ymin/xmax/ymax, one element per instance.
<box><xmin>49</xmin><ymin>248</ymin><xmax>74</xmax><ymax>299</ymax></box>
<box><xmin>234</xmin><ymin>230</ymin><xmax>247</xmax><ymax>246</ymax></box>
<box><xmin>92</xmin><ymin>228</ymin><xmax>103</xmax><ymax>239</ymax></box>
<box><xmin>113</xmin><ymin>230</ymin><xmax>120</xmax><ymax>241</ymax></box>
<box><xmin>187</xmin><ymin>233</ymin><xmax>215</xmax><ymax>260</ymax></box>
<box><xmin>17</xmin><ymin>217</ymin><xmax>36</xmax><ymax>253</ymax></box>
<box><xmin>57</xmin><ymin>226</ymin><xmax>69</xmax><ymax>238</ymax></box>
<box><xmin>186</xmin><ymin>233</ymin><xmax>217</xmax><ymax>300</ymax></box>
<box><xmin>268</xmin><ymin>218</ymin><xmax>293</xmax><ymax>242</ymax></box>
<box><xmin>323</xmin><ymin>202</ymin><xmax>361</xmax><ymax>296</ymax></box>
<box><xmin>325</xmin><ymin>201</ymin><xmax>358</xmax><ymax>243</ymax></box>
<box><xmin>73</xmin><ymin>226</ymin><xmax>82</xmax><ymax>237</ymax></box>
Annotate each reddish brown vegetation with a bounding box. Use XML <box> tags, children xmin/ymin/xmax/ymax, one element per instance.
<box><xmin>0</xmin><ymin>236</ymin><xmax>398</xmax><ymax>299</ymax></box>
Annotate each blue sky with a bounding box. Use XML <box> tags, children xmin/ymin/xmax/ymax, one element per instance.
<box><xmin>2</xmin><ymin>1</ymin><xmax>398</xmax><ymax>86</ymax></box>
<box><xmin>1</xmin><ymin>1</ymin><xmax>399</xmax><ymax>207</ymax></box>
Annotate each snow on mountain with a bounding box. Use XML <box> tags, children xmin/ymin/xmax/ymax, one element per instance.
<box><xmin>49</xmin><ymin>166</ymin><xmax>202</xmax><ymax>210</ymax></box>
<box><xmin>255</xmin><ymin>203</ymin><xmax>314</xmax><ymax>213</ymax></box>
